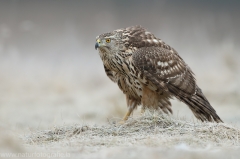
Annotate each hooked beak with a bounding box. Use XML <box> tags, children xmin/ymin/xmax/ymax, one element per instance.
<box><xmin>95</xmin><ymin>39</ymin><xmax>101</xmax><ymax>50</ymax></box>
<box><xmin>95</xmin><ymin>43</ymin><xmax>99</xmax><ymax>50</ymax></box>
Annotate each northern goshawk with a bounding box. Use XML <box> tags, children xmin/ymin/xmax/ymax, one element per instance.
<box><xmin>95</xmin><ymin>25</ymin><xmax>222</xmax><ymax>123</ymax></box>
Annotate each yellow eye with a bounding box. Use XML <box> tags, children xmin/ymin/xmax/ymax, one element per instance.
<box><xmin>105</xmin><ymin>39</ymin><xmax>111</xmax><ymax>43</ymax></box>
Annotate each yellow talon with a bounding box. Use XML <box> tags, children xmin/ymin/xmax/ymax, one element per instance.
<box><xmin>118</xmin><ymin>120</ymin><xmax>125</xmax><ymax>125</ymax></box>
<box><xmin>118</xmin><ymin>109</ymin><xmax>133</xmax><ymax>125</ymax></box>
<box><xmin>123</xmin><ymin>110</ymin><xmax>131</xmax><ymax>121</ymax></box>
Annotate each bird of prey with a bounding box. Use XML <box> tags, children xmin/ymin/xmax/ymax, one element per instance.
<box><xmin>95</xmin><ymin>25</ymin><xmax>222</xmax><ymax>123</ymax></box>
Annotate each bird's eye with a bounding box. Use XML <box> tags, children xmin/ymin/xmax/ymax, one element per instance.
<box><xmin>105</xmin><ymin>39</ymin><xmax>111</xmax><ymax>43</ymax></box>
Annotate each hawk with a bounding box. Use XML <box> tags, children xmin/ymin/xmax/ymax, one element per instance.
<box><xmin>95</xmin><ymin>25</ymin><xmax>222</xmax><ymax>123</ymax></box>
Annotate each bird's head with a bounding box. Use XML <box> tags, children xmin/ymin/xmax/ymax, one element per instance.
<box><xmin>95</xmin><ymin>30</ymin><xmax>125</xmax><ymax>54</ymax></box>
<box><xmin>95</xmin><ymin>25</ymin><xmax>163</xmax><ymax>55</ymax></box>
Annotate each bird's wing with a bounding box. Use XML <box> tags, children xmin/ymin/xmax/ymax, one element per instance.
<box><xmin>131</xmin><ymin>46</ymin><xmax>222</xmax><ymax>122</ymax></box>
<box><xmin>132</xmin><ymin>46</ymin><xmax>196</xmax><ymax>97</ymax></box>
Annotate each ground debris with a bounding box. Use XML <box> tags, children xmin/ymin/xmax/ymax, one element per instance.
<box><xmin>25</xmin><ymin>114</ymin><xmax>240</xmax><ymax>148</ymax></box>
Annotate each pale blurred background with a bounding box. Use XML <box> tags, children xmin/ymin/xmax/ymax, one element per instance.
<box><xmin>0</xmin><ymin>0</ymin><xmax>240</xmax><ymax>133</ymax></box>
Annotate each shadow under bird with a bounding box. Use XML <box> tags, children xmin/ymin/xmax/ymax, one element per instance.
<box><xmin>95</xmin><ymin>25</ymin><xmax>222</xmax><ymax>123</ymax></box>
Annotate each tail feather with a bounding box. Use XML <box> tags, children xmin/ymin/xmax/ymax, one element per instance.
<box><xmin>178</xmin><ymin>86</ymin><xmax>223</xmax><ymax>123</ymax></box>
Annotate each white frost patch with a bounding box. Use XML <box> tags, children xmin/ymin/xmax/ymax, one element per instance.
<box><xmin>157</xmin><ymin>61</ymin><xmax>162</xmax><ymax>66</ymax></box>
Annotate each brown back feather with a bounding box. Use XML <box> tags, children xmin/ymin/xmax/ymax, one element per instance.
<box><xmin>132</xmin><ymin>46</ymin><xmax>223</xmax><ymax>122</ymax></box>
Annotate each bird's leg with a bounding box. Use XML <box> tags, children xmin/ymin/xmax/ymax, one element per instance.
<box><xmin>118</xmin><ymin>96</ymin><xmax>138</xmax><ymax>125</ymax></box>
<box><xmin>122</xmin><ymin>109</ymin><xmax>133</xmax><ymax>121</ymax></box>
<box><xmin>118</xmin><ymin>108</ymin><xmax>133</xmax><ymax>125</ymax></box>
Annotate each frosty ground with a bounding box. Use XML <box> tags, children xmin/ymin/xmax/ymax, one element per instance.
<box><xmin>1</xmin><ymin>113</ymin><xmax>240</xmax><ymax>159</ymax></box>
